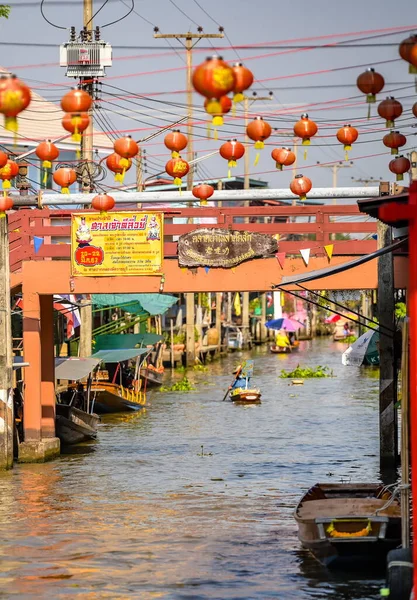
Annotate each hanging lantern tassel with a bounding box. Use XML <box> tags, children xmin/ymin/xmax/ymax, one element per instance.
<box><xmin>396</xmin><ymin>173</ymin><xmax>404</xmax><ymax>182</ymax></box>
<box><xmin>2</xmin><ymin>180</ymin><xmax>10</xmax><ymax>190</ymax></box>
<box><xmin>71</xmin><ymin>115</ymin><xmax>82</xmax><ymax>143</ymax></box>
<box><xmin>174</xmin><ymin>177</ymin><xmax>183</xmax><ymax>195</ymax></box>
<box><xmin>212</xmin><ymin>115</ymin><xmax>223</xmax><ymax>141</ymax></box>
<box><xmin>366</xmin><ymin>95</ymin><xmax>376</xmax><ymax>120</ymax></box>
<box><xmin>4</xmin><ymin>116</ymin><xmax>18</xmax><ymax>146</ymax></box>
<box><xmin>253</xmin><ymin>140</ymin><xmax>264</xmax><ymax>166</ymax></box>
<box><xmin>344</xmin><ymin>144</ymin><xmax>351</xmax><ymax>162</ymax></box>
<box><xmin>119</xmin><ymin>157</ymin><xmax>130</xmax><ymax>183</ymax></box>
<box><xmin>227</xmin><ymin>159</ymin><xmax>237</xmax><ymax>179</ymax></box>
<box><xmin>302</xmin><ymin>138</ymin><xmax>310</xmax><ymax>160</ymax></box>
<box><xmin>232</xmin><ymin>93</ymin><xmax>244</xmax><ymax>115</ymax></box>
<box><xmin>61</xmin><ymin>186</ymin><xmax>70</xmax><ymax>194</ymax></box>
<box><xmin>42</xmin><ymin>159</ymin><xmax>51</xmax><ymax>185</ymax></box>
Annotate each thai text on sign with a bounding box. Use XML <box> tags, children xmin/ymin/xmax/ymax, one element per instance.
<box><xmin>71</xmin><ymin>212</ymin><xmax>163</xmax><ymax>276</ymax></box>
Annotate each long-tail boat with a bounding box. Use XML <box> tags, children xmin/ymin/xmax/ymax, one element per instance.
<box><xmin>294</xmin><ymin>482</ymin><xmax>401</xmax><ymax>567</ymax></box>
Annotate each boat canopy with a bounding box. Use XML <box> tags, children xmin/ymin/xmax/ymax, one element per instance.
<box><xmin>94</xmin><ymin>332</ymin><xmax>163</xmax><ymax>352</ymax></box>
<box><xmin>55</xmin><ymin>357</ymin><xmax>101</xmax><ymax>381</ymax></box>
<box><xmin>92</xmin><ymin>348</ymin><xmax>149</xmax><ymax>364</ymax></box>
<box><xmin>92</xmin><ymin>293</ymin><xmax>178</xmax><ymax>316</ymax></box>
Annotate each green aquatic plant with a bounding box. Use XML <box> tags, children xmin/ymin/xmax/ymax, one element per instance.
<box><xmin>395</xmin><ymin>302</ymin><xmax>406</xmax><ymax>319</ymax></box>
<box><xmin>336</xmin><ymin>335</ymin><xmax>357</xmax><ymax>344</ymax></box>
<box><xmin>160</xmin><ymin>377</ymin><xmax>195</xmax><ymax>392</ymax></box>
<box><xmin>279</xmin><ymin>364</ymin><xmax>334</xmax><ymax>378</ymax></box>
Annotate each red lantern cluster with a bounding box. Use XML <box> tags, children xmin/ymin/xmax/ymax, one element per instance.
<box><xmin>0</xmin><ymin>159</ymin><xmax>18</xmax><ymax>190</ymax></box>
<box><xmin>271</xmin><ymin>147</ymin><xmax>296</xmax><ymax>171</ymax></box>
<box><xmin>294</xmin><ymin>114</ymin><xmax>318</xmax><ymax>159</ymax></box>
<box><xmin>204</xmin><ymin>95</ymin><xmax>232</xmax><ymax>138</ymax></box>
<box><xmin>61</xmin><ymin>88</ymin><xmax>92</xmax><ymax>147</ymax></box>
<box><xmin>290</xmin><ymin>174</ymin><xmax>312</xmax><ymax>202</ymax></box>
<box><xmin>62</xmin><ymin>112</ymin><xmax>89</xmax><ymax>142</ymax></box>
<box><xmin>53</xmin><ymin>167</ymin><xmax>77</xmax><ymax>194</ymax></box>
<box><xmin>92</xmin><ymin>193</ymin><xmax>115</xmax><ymax>213</ymax></box>
<box><xmin>389</xmin><ymin>155</ymin><xmax>410</xmax><ymax>181</ymax></box>
<box><xmin>193</xmin><ymin>56</ymin><xmax>235</xmax><ymax>100</ymax></box>
<box><xmin>0</xmin><ymin>75</ymin><xmax>31</xmax><ymax>137</ymax></box>
<box><xmin>336</xmin><ymin>125</ymin><xmax>358</xmax><ymax>160</ymax></box>
<box><xmin>378</xmin><ymin>97</ymin><xmax>403</xmax><ymax>128</ymax></box>
<box><xmin>246</xmin><ymin>116</ymin><xmax>272</xmax><ymax>164</ymax></box>
<box><xmin>111</xmin><ymin>136</ymin><xmax>139</xmax><ymax>183</ymax></box>
<box><xmin>383</xmin><ymin>131</ymin><xmax>406</xmax><ymax>155</ymax></box>
<box><xmin>36</xmin><ymin>140</ymin><xmax>59</xmax><ymax>185</ymax></box>
<box><xmin>219</xmin><ymin>139</ymin><xmax>245</xmax><ymax>178</ymax></box>
<box><xmin>192</xmin><ymin>184</ymin><xmax>214</xmax><ymax>206</ymax></box>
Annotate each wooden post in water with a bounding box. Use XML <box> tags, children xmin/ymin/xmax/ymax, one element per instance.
<box><xmin>170</xmin><ymin>319</ymin><xmax>175</xmax><ymax>371</ymax></box>
<box><xmin>0</xmin><ymin>215</ymin><xmax>13</xmax><ymax>469</ymax></box>
<box><xmin>186</xmin><ymin>293</ymin><xmax>195</xmax><ymax>366</ymax></box>
<box><xmin>261</xmin><ymin>293</ymin><xmax>267</xmax><ymax>342</ymax></box>
<box><xmin>377</xmin><ymin>221</ymin><xmax>397</xmax><ymax>468</ymax></box>
<box><xmin>215</xmin><ymin>292</ymin><xmax>222</xmax><ymax>352</ymax></box>
<box><xmin>79</xmin><ymin>297</ymin><xmax>93</xmax><ymax>358</ymax></box>
<box><xmin>242</xmin><ymin>292</ymin><xmax>249</xmax><ymax>348</ymax></box>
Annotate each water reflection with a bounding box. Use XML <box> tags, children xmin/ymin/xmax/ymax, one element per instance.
<box><xmin>0</xmin><ymin>339</ymin><xmax>383</xmax><ymax>599</ymax></box>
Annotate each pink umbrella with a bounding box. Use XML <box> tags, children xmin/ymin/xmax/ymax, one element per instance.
<box><xmin>325</xmin><ymin>314</ymin><xmax>341</xmax><ymax>323</ymax></box>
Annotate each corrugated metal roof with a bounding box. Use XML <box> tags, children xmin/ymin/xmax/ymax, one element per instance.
<box><xmin>0</xmin><ymin>70</ymin><xmax>113</xmax><ymax>151</ymax></box>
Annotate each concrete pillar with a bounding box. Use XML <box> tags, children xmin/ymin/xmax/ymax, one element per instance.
<box><xmin>260</xmin><ymin>293</ymin><xmax>267</xmax><ymax>342</ymax></box>
<box><xmin>186</xmin><ymin>293</ymin><xmax>195</xmax><ymax>366</ymax></box>
<box><xmin>242</xmin><ymin>292</ymin><xmax>250</xmax><ymax>347</ymax></box>
<box><xmin>0</xmin><ymin>215</ymin><xmax>13</xmax><ymax>469</ymax></box>
<box><xmin>79</xmin><ymin>297</ymin><xmax>92</xmax><ymax>357</ymax></box>
<box><xmin>377</xmin><ymin>222</ymin><xmax>397</xmax><ymax>468</ymax></box>
<box><xmin>40</xmin><ymin>295</ymin><xmax>56</xmax><ymax>439</ymax></box>
<box><xmin>215</xmin><ymin>292</ymin><xmax>222</xmax><ymax>349</ymax></box>
<box><xmin>20</xmin><ymin>291</ymin><xmax>60</xmax><ymax>463</ymax></box>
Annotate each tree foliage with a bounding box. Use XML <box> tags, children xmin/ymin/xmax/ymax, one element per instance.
<box><xmin>0</xmin><ymin>5</ymin><xmax>10</xmax><ymax>18</ymax></box>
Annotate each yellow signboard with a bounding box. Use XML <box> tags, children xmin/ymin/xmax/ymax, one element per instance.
<box><xmin>71</xmin><ymin>212</ymin><xmax>163</xmax><ymax>276</ymax></box>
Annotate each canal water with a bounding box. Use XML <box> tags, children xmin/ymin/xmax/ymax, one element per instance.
<box><xmin>0</xmin><ymin>338</ymin><xmax>384</xmax><ymax>599</ymax></box>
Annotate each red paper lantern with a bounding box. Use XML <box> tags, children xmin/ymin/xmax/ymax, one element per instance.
<box><xmin>378</xmin><ymin>97</ymin><xmax>403</xmax><ymax>128</ymax></box>
<box><xmin>0</xmin><ymin>160</ymin><xmax>18</xmax><ymax>189</ymax></box>
<box><xmin>0</xmin><ymin>195</ymin><xmax>13</xmax><ymax>216</ymax></box>
<box><xmin>413</xmin><ymin>102</ymin><xmax>417</xmax><ymax>119</ymax></box>
<box><xmin>399</xmin><ymin>34</ymin><xmax>417</xmax><ymax>73</ymax></box>
<box><xmin>204</xmin><ymin>95</ymin><xmax>232</xmax><ymax>127</ymax></box>
<box><xmin>0</xmin><ymin>152</ymin><xmax>9</xmax><ymax>170</ymax></box>
<box><xmin>271</xmin><ymin>147</ymin><xmax>296</xmax><ymax>170</ymax></box>
<box><xmin>383</xmin><ymin>131</ymin><xmax>407</xmax><ymax>155</ymax></box>
<box><xmin>53</xmin><ymin>167</ymin><xmax>77</xmax><ymax>194</ymax></box>
<box><xmin>246</xmin><ymin>116</ymin><xmax>272</xmax><ymax>165</ymax></box>
<box><xmin>164</xmin><ymin>130</ymin><xmax>188</xmax><ymax>158</ymax></box>
<box><xmin>389</xmin><ymin>155</ymin><xmax>410</xmax><ymax>181</ymax></box>
<box><xmin>36</xmin><ymin>140</ymin><xmax>60</xmax><ymax>186</ymax></box>
<box><xmin>356</xmin><ymin>68</ymin><xmax>385</xmax><ymax>104</ymax></box>
<box><xmin>165</xmin><ymin>157</ymin><xmax>190</xmax><ymax>188</ymax></box>
<box><xmin>336</xmin><ymin>124</ymin><xmax>359</xmax><ymax>160</ymax></box>
<box><xmin>106</xmin><ymin>152</ymin><xmax>132</xmax><ymax>182</ymax></box>
<box><xmin>114</xmin><ymin>135</ymin><xmax>139</xmax><ymax>159</ymax></box>
<box><xmin>290</xmin><ymin>174</ymin><xmax>312</xmax><ymax>201</ymax></box>
<box><xmin>61</xmin><ymin>88</ymin><xmax>92</xmax><ymax>113</ymax></box>
<box><xmin>231</xmin><ymin>62</ymin><xmax>254</xmax><ymax>103</ymax></box>
<box><xmin>92</xmin><ymin>193</ymin><xmax>115</xmax><ymax>213</ymax></box>
<box><xmin>192</xmin><ymin>183</ymin><xmax>214</xmax><ymax>206</ymax></box>
<box><xmin>0</xmin><ymin>75</ymin><xmax>31</xmax><ymax>136</ymax></box>
<box><xmin>62</xmin><ymin>112</ymin><xmax>90</xmax><ymax>142</ymax></box>
<box><xmin>294</xmin><ymin>114</ymin><xmax>318</xmax><ymax>146</ymax></box>
<box><xmin>192</xmin><ymin>56</ymin><xmax>235</xmax><ymax>99</ymax></box>
<box><xmin>219</xmin><ymin>139</ymin><xmax>245</xmax><ymax>177</ymax></box>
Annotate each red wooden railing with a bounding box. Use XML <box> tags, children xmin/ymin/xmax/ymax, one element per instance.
<box><xmin>8</xmin><ymin>205</ymin><xmax>377</xmax><ymax>273</ymax></box>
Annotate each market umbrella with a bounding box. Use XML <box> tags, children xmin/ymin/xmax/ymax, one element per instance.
<box><xmin>265</xmin><ymin>317</ymin><xmax>304</xmax><ymax>332</ymax></box>
<box><xmin>325</xmin><ymin>314</ymin><xmax>341</xmax><ymax>323</ymax></box>
<box><xmin>342</xmin><ymin>329</ymin><xmax>379</xmax><ymax>366</ymax></box>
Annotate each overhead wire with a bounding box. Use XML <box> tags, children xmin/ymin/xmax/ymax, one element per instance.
<box><xmin>39</xmin><ymin>0</ymin><xmax>67</xmax><ymax>30</ymax></box>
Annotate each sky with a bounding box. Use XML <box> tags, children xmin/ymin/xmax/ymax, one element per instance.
<box><xmin>3</xmin><ymin>0</ymin><xmax>417</xmax><ymax>193</ymax></box>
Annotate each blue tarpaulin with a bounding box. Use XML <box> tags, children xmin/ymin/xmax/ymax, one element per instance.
<box><xmin>92</xmin><ymin>294</ymin><xmax>178</xmax><ymax>316</ymax></box>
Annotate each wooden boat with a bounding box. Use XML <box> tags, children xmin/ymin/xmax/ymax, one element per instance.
<box><xmin>90</xmin><ymin>380</ymin><xmax>146</xmax><ymax>414</ymax></box>
<box><xmin>294</xmin><ymin>483</ymin><xmax>401</xmax><ymax>567</ymax></box>
<box><xmin>230</xmin><ymin>388</ymin><xmax>261</xmax><ymax>403</ymax></box>
<box><xmin>140</xmin><ymin>367</ymin><xmax>164</xmax><ymax>388</ymax></box>
<box><xmin>270</xmin><ymin>345</ymin><xmax>291</xmax><ymax>354</ymax></box>
<box><xmin>56</xmin><ymin>404</ymin><xmax>99</xmax><ymax>446</ymax></box>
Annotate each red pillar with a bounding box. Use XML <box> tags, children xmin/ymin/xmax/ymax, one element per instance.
<box><xmin>22</xmin><ymin>291</ymin><xmax>42</xmax><ymax>441</ymax></box>
<box><xmin>40</xmin><ymin>295</ymin><xmax>55</xmax><ymax>438</ymax></box>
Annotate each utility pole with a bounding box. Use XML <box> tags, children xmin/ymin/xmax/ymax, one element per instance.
<box><xmin>410</xmin><ymin>150</ymin><xmax>417</xmax><ymax>181</ymax></box>
<box><xmin>153</xmin><ymin>29</ymin><xmax>224</xmax><ymax>192</ymax></box>
<box><xmin>317</xmin><ymin>161</ymin><xmax>353</xmax><ymax>204</ymax></box>
<box><xmin>242</xmin><ymin>93</ymin><xmax>272</xmax><ymax>347</ymax></box>
<box><xmin>79</xmin><ymin>0</ymin><xmax>94</xmax><ymax>358</ymax></box>
<box><xmin>0</xmin><ymin>213</ymin><xmax>13</xmax><ymax>469</ymax></box>
<box><xmin>154</xmin><ymin>29</ymin><xmax>224</xmax><ymax>366</ymax></box>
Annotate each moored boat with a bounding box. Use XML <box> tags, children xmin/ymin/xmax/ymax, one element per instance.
<box><xmin>230</xmin><ymin>388</ymin><xmax>261</xmax><ymax>403</ymax></box>
<box><xmin>55</xmin><ymin>357</ymin><xmax>101</xmax><ymax>446</ymax></box>
<box><xmin>294</xmin><ymin>483</ymin><xmax>401</xmax><ymax>567</ymax></box>
<box><xmin>270</xmin><ymin>345</ymin><xmax>291</xmax><ymax>354</ymax></box>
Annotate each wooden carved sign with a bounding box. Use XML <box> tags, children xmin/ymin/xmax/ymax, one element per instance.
<box><xmin>178</xmin><ymin>228</ymin><xmax>278</xmax><ymax>268</ymax></box>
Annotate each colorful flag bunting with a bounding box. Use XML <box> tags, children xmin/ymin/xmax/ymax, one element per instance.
<box><xmin>300</xmin><ymin>248</ymin><xmax>310</xmax><ymax>266</ymax></box>
<box><xmin>275</xmin><ymin>252</ymin><xmax>286</xmax><ymax>269</ymax></box>
<box><xmin>204</xmin><ymin>266</ymin><xmax>210</xmax><ymax>274</ymax></box>
<box><xmin>33</xmin><ymin>236</ymin><xmax>44</xmax><ymax>254</ymax></box>
<box><xmin>324</xmin><ymin>244</ymin><xmax>334</xmax><ymax>260</ymax></box>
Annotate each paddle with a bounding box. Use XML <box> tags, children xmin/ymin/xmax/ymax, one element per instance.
<box><xmin>222</xmin><ymin>366</ymin><xmax>242</xmax><ymax>401</ymax></box>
